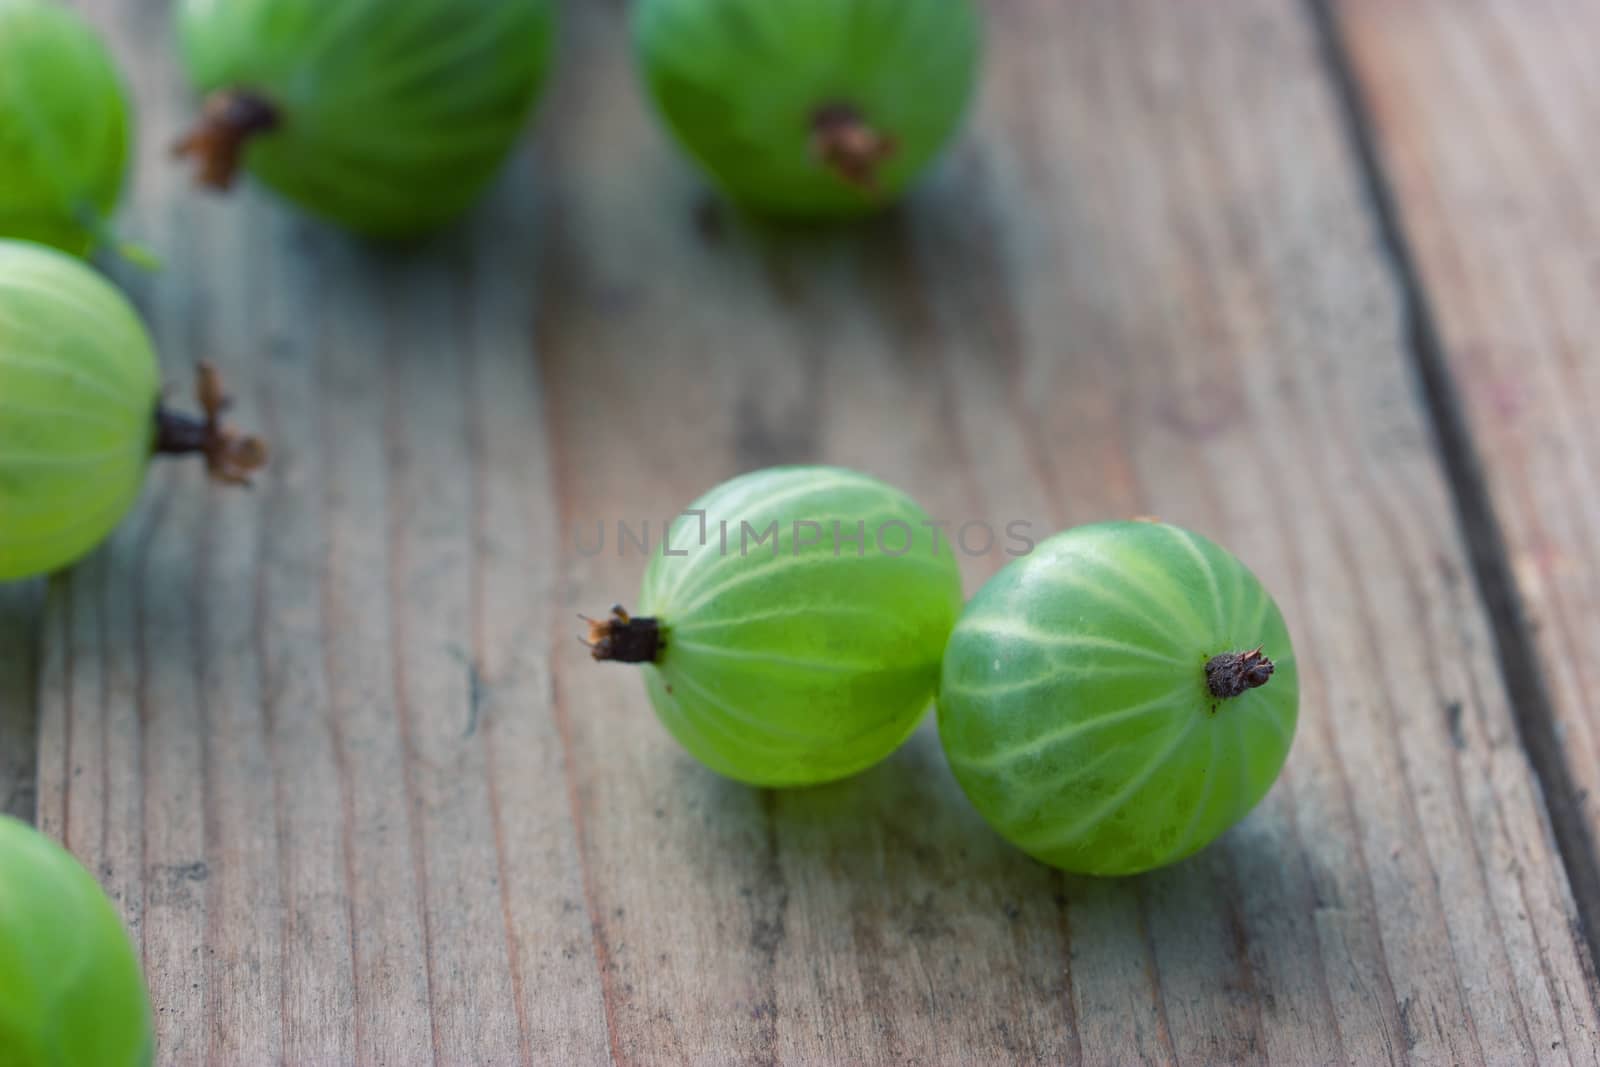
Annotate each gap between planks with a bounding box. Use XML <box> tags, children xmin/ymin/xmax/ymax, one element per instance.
<box><xmin>0</xmin><ymin>580</ymin><xmax>43</xmax><ymax>822</ymax></box>
<box><xmin>1306</xmin><ymin>0</ymin><xmax>1600</xmax><ymax>966</ymax></box>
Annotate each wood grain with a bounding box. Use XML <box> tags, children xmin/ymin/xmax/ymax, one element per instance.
<box><xmin>537</xmin><ymin>0</ymin><xmax>1598</xmax><ymax>1062</ymax></box>
<box><xmin>18</xmin><ymin>0</ymin><xmax>1599</xmax><ymax>1062</ymax></box>
<box><xmin>1331</xmin><ymin>0</ymin><xmax>1600</xmax><ymax>945</ymax></box>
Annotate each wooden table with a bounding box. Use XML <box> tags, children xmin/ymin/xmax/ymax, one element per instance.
<box><xmin>4</xmin><ymin>0</ymin><xmax>1599</xmax><ymax>1062</ymax></box>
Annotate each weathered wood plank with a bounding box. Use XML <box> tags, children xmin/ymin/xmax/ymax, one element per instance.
<box><xmin>536</xmin><ymin>0</ymin><xmax>1599</xmax><ymax>1063</ymax></box>
<box><xmin>25</xmin><ymin>0</ymin><xmax>1599</xmax><ymax>1063</ymax></box>
<box><xmin>0</xmin><ymin>580</ymin><xmax>41</xmax><ymax>821</ymax></box>
<box><xmin>38</xmin><ymin>1</ymin><xmax>610</xmax><ymax>1064</ymax></box>
<box><xmin>1331</xmin><ymin>0</ymin><xmax>1600</xmax><ymax>952</ymax></box>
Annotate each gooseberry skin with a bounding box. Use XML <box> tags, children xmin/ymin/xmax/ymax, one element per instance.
<box><xmin>0</xmin><ymin>816</ymin><xmax>155</xmax><ymax>1067</ymax></box>
<box><xmin>938</xmin><ymin>521</ymin><xmax>1299</xmax><ymax>876</ymax></box>
<box><xmin>0</xmin><ymin>241</ymin><xmax>160</xmax><ymax>581</ymax></box>
<box><xmin>633</xmin><ymin>0</ymin><xmax>982</xmax><ymax>219</ymax></box>
<box><xmin>175</xmin><ymin>0</ymin><xmax>556</xmax><ymax>237</ymax></box>
<box><xmin>0</xmin><ymin>0</ymin><xmax>131</xmax><ymax>257</ymax></box>
<box><xmin>630</xmin><ymin>467</ymin><xmax>963</xmax><ymax>787</ymax></box>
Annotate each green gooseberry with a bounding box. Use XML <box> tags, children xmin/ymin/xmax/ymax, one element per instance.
<box><xmin>590</xmin><ymin>466</ymin><xmax>963</xmax><ymax>787</ymax></box>
<box><xmin>0</xmin><ymin>240</ymin><xmax>265</xmax><ymax>582</ymax></box>
<box><xmin>938</xmin><ymin>521</ymin><xmax>1299</xmax><ymax>876</ymax></box>
<box><xmin>0</xmin><ymin>0</ymin><xmax>132</xmax><ymax>257</ymax></box>
<box><xmin>0</xmin><ymin>815</ymin><xmax>154</xmax><ymax>1067</ymax></box>
<box><xmin>174</xmin><ymin>0</ymin><xmax>557</xmax><ymax>237</ymax></box>
<box><xmin>633</xmin><ymin>0</ymin><xmax>983</xmax><ymax>219</ymax></box>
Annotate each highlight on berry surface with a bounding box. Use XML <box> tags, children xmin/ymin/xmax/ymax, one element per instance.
<box><xmin>937</xmin><ymin>520</ymin><xmax>1299</xmax><ymax>876</ymax></box>
<box><xmin>0</xmin><ymin>815</ymin><xmax>155</xmax><ymax>1067</ymax></box>
<box><xmin>590</xmin><ymin>466</ymin><xmax>964</xmax><ymax>787</ymax></box>
<box><xmin>174</xmin><ymin>0</ymin><xmax>557</xmax><ymax>237</ymax></box>
<box><xmin>0</xmin><ymin>0</ymin><xmax>133</xmax><ymax>258</ymax></box>
<box><xmin>0</xmin><ymin>240</ymin><xmax>266</xmax><ymax>582</ymax></box>
<box><xmin>633</xmin><ymin>0</ymin><xmax>983</xmax><ymax>219</ymax></box>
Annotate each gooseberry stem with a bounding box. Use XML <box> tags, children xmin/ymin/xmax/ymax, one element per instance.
<box><xmin>173</xmin><ymin>89</ymin><xmax>281</xmax><ymax>191</ymax></box>
<box><xmin>810</xmin><ymin>103</ymin><xmax>898</xmax><ymax>192</ymax></box>
<box><xmin>1205</xmin><ymin>647</ymin><xmax>1275</xmax><ymax>699</ymax></box>
<box><xmin>584</xmin><ymin>605</ymin><xmax>664</xmax><ymax>664</ymax></box>
<box><xmin>153</xmin><ymin>362</ymin><xmax>269</xmax><ymax>487</ymax></box>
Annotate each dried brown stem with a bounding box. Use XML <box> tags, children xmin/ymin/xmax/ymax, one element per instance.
<box><xmin>154</xmin><ymin>362</ymin><xmax>269</xmax><ymax>486</ymax></box>
<box><xmin>173</xmin><ymin>90</ymin><xmax>281</xmax><ymax>191</ymax></box>
<box><xmin>583</xmin><ymin>605</ymin><xmax>664</xmax><ymax>664</ymax></box>
<box><xmin>811</xmin><ymin>103</ymin><xmax>898</xmax><ymax>192</ymax></box>
<box><xmin>1204</xmin><ymin>647</ymin><xmax>1276</xmax><ymax>699</ymax></box>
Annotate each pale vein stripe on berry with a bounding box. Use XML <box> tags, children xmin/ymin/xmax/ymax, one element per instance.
<box><xmin>667</xmin><ymin>667</ymin><xmax>831</xmax><ymax>743</ymax></box>
<box><xmin>668</xmin><ymin>639</ymin><xmax>895</xmax><ymax>676</ymax></box>
<box><xmin>4</xmin><ymin>461</ymin><xmax>138</xmax><ymax>521</ymax></box>
<box><xmin>0</xmin><ymin>355</ymin><xmax>148</xmax><ymax>414</ymax></box>
<box><xmin>0</xmin><ymin>277</ymin><xmax>133</xmax><ymax>337</ymax></box>
<box><xmin>665</xmin><ymin>552</ymin><xmax>862</xmax><ymax>620</ymax></box>
<box><xmin>1</xmin><ymin>485</ymin><xmax>139</xmax><ymax>557</ymax></box>
<box><xmin>947</xmin><ymin>684</ymin><xmax>1191</xmax><ymax>771</ymax></box>
<box><xmin>669</xmin><ymin>548</ymin><xmax>951</xmax><ymax>622</ymax></box>
<box><xmin>1247</xmin><ymin>589</ymin><xmax>1277</xmax><ymax>648</ymax></box>
<box><xmin>1235</xmin><ymin>695</ymin><xmax>1293</xmax><ymax>746</ymax></box>
<box><xmin>943</xmin><ymin>659</ymin><xmax>1165</xmax><ymax>699</ymax></box>
<box><xmin>1088</xmin><ymin>549</ymin><xmax>1214</xmax><ymax>643</ymax></box>
<box><xmin>329</xmin><ymin>5</ymin><xmax>535</xmax><ymax>109</ymax></box>
<box><xmin>1030</xmin><ymin>566</ymin><xmax>1203</xmax><ymax>647</ymax></box>
<box><xmin>643</xmin><ymin>671</ymin><xmax>770</xmax><ymax>773</ymax></box>
<box><xmin>1017</xmin><ymin>716</ymin><xmax>1201</xmax><ymax>853</ymax></box>
<box><xmin>957</xmin><ymin>618</ymin><xmax>1188</xmax><ymax>667</ymax></box>
<box><xmin>297</xmin><ymin>0</ymin><xmax>395</xmax><ymax>73</ymax></box>
<box><xmin>0</xmin><ymin>400</ymin><xmax>137</xmax><ymax>432</ymax></box>
<box><xmin>646</xmin><ymin>671</ymin><xmax>801</xmax><ymax>763</ymax></box>
<box><xmin>0</xmin><ymin>443</ymin><xmax>146</xmax><ymax>466</ymax></box>
<box><xmin>1167</xmin><ymin>723</ymin><xmax>1223</xmax><ymax>861</ymax></box>
<box><xmin>650</xmin><ymin>473</ymin><xmax>877</xmax><ymax>606</ymax></box>
<box><xmin>668</xmin><ymin>601</ymin><xmax>921</xmax><ymax>641</ymax></box>
<box><xmin>1230</xmin><ymin>712</ymin><xmax>1254</xmax><ymax>822</ymax></box>
<box><xmin>1220</xmin><ymin>549</ymin><xmax>1248</xmax><ymax>644</ymax></box>
<box><xmin>1164</xmin><ymin>525</ymin><xmax>1228</xmax><ymax>635</ymax></box>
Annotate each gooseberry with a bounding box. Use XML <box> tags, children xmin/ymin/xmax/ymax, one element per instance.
<box><xmin>937</xmin><ymin>521</ymin><xmax>1298</xmax><ymax>876</ymax></box>
<box><xmin>633</xmin><ymin>0</ymin><xmax>982</xmax><ymax>218</ymax></box>
<box><xmin>0</xmin><ymin>0</ymin><xmax>132</xmax><ymax>257</ymax></box>
<box><xmin>0</xmin><ymin>240</ymin><xmax>265</xmax><ymax>582</ymax></box>
<box><xmin>174</xmin><ymin>0</ymin><xmax>556</xmax><ymax>237</ymax></box>
<box><xmin>589</xmin><ymin>466</ymin><xmax>963</xmax><ymax>786</ymax></box>
<box><xmin>0</xmin><ymin>815</ymin><xmax>154</xmax><ymax>1067</ymax></box>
